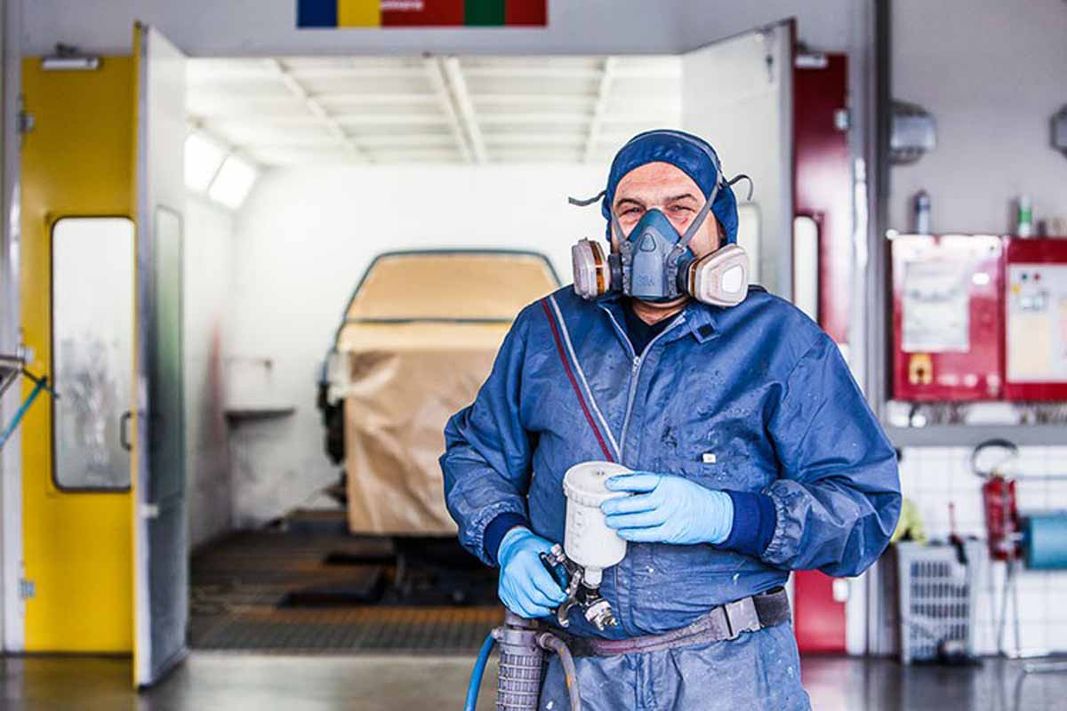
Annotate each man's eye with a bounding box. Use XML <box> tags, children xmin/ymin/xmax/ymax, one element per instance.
<box><xmin>669</xmin><ymin>205</ymin><xmax>695</xmax><ymax>214</ymax></box>
<box><xmin>621</xmin><ymin>207</ymin><xmax>641</xmax><ymax>216</ymax></box>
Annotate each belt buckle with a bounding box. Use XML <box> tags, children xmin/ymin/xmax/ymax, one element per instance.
<box><xmin>723</xmin><ymin>598</ymin><xmax>761</xmax><ymax>640</ymax></box>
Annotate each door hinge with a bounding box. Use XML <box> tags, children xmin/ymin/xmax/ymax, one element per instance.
<box><xmin>834</xmin><ymin>108</ymin><xmax>851</xmax><ymax>132</ymax></box>
<box><xmin>17</xmin><ymin>110</ymin><xmax>34</xmax><ymax>136</ymax></box>
<box><xmin>795</xmin><ymin>52</ymin><xmax>829</xmax><ymax>70</ymax></box>
<box><xmin>19</xmin><ymin>578</ymin><xmax>35</xmax><ymax>600</ymax></box>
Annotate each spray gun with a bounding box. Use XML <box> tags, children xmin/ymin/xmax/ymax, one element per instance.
<box><xmin>463</xmin><ymin>461</ymin><xmax>630</xmax><ymax>710</ymax></box>
<box><xmin>539</xmin><ymin>461</ymin><xmax>630</xmax><ymax>631</ymax></box>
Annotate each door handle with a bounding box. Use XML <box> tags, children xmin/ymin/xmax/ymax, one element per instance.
<box><xmin>120</xmin><ymin>411</ymin><xmax>133</xmax><ymax>451</ymax></box>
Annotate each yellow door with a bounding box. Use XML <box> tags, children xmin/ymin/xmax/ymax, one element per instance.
<box><xmin>20</xmin><ymin>56</ymin><xmax>136</xmax><ymax>653</ymax></box>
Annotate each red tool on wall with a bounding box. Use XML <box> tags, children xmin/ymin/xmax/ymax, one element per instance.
<box><xmin>982</xmin><ymin>474</ymin><xmax>1023</xmax><ymax>563</ymax></box>
<box><xmin>972</xmin><ymin>439</ymin><xmax>1025</xmax><ymax>655</ymax></box>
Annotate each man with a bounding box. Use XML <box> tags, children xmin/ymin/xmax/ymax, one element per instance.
<box><xmin>440</xmin><ymin>130</ymin><xmax>900</xmax><ymax>710</ymax></box>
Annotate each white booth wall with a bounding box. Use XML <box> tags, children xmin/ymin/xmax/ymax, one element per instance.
<box><xmin>184</xmin><ymin>198</ymin><xmax>236</xmax><ymax>548</ymax></box>
<box><xmin>891</xmin><ymin>0</ymin><xmax>1067</xmax><ymax>654</ymax></box>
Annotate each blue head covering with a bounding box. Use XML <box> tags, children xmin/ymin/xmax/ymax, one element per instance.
<box><xmin>601</xmin><ymin>129</ymin><xmax>739</xmax><ymax>244</ymax></box>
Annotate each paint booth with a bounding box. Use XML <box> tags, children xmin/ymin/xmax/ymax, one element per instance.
<box><xmin>2</xmin><ymin>1</ymin><xmax>1067</xmax><ymax>709</ymax></box>
<box><xmin>6</xmin><ymin>18</ymin><xmax>845</xmax><ymax>676</ymax></box>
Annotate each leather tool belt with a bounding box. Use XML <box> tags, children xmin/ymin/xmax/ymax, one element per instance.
<box><xmin>563</xmin><ymin>587</ymin><xmax>791</xmax><ymax>657</ymax></box>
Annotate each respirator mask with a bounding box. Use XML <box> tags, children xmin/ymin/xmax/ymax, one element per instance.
<box><xmin>570</xmin><ymin>145</ymin><xmax>751</xmax><ymax>308</ymax></box>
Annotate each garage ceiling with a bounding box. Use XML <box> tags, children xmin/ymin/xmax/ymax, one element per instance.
<box><xmin>187</xmin><ymin>55</ymin><xmax>682</xmax><ymax>167</ymax></box>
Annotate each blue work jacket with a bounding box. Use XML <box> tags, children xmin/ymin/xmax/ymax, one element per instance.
<box><xmin>441</xmin><ymin>286</ymin><xmax>901</xmax><ymax>639</ymax></box>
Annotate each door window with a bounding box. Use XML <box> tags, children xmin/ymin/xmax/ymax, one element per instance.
<box><xmin>51</xmin><ymin>217</ymin><xmax>134</xmax><ymax>490</ymax></box>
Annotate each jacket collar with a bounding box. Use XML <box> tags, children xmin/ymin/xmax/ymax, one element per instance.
<box><xmin>595</xmin><ymin>294</ymin><xmax>720</xmax><ymax>345</ymax></box>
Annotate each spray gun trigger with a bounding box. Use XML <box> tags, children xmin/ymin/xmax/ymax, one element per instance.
<box><xmin>540</xmin><ymin>544</ymin><xmax>571</xmax><ymax>589</ymax></box>
<box><xmin>539</xmin><ymin>544</ymin><xmax>585</xmax><ymax>628</ymax></box>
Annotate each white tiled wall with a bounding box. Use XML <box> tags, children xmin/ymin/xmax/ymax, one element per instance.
<box><xmin>898</xmin><ymin>446</ymin><xmax>1067</xmax><ymax>655</ymax></box>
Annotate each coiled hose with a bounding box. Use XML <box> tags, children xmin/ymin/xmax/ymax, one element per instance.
<box><xmin>463</xmin><ymin>628</ymin><xmax>581</xmax><ymax>711</ymax></box>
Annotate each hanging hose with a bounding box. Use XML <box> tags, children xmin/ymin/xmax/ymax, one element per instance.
<box><xmin>464</xmin><ymin>633</ymin><xmax>496</xmax><ymax>711</ymax></box>
<box><xmin>537</xmin><ymin>633</ymin><xmax>581</xmax><ymax>711</ymax></box>
<box><xmin>0</xmin><ymin>372</ymin><xmax>54</xmax><ymax>451</ymax></box>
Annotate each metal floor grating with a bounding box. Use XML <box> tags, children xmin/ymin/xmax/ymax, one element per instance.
<box><xmin>192</xmin><ymin>607</ymin><xmax>502</xmax><ymax>653</ymax></box>
<box><xmin>189</xmin><ymin>528</ymin><xmax>502</xmax><ymax>653</ymax></box>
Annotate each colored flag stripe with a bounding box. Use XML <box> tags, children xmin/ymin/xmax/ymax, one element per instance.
<box><xmin>297</xmin><ymin>0</ymin><xmax>545</xmax><ymax>27</ymax></box>
<box><xmin>297</xmin><ymin>0</ymin><xmax>338</xmax><ymax>27</ymax></box>
<box><xmin>505</xmin><ymin>0</ymin><xmax>546</xmax><ymax>26</ymax></box>
<box><xmin>338</xmin><ymin>0</ymin><xmax>381</xmax><ymax>26</ymax></box>
<box><xmin>465</xmin><ymin>0</ymin><xmax>505</xmax><ymax>26</ymax></box>
<box><xmin>382</xmin><ymin>0</ymin><xmax>464</xmax><ymax>27</ymax></box>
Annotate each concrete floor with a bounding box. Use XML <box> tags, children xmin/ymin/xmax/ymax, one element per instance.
<box><xmin>3</xmin><ymin>652</ymin><xmax>1067</xmax><ymax>710</ymax></box>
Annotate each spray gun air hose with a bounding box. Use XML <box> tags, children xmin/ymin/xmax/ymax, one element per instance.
<box><xmin>536</xmin><ymin>633</ymin><xmax>580</xmax><ymax>709</ymax></box>
<box><xmin>464</xmin><ymin>633</ymin><xmax>497</xmax><ymax>711</ymax></box>
<box><xmin>463</xmin><ymin>613</ymin><xmax>581</xmax><ymax>711</ymax></box>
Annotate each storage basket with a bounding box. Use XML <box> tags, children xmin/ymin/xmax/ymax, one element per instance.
<box><xmin>895</xmin><ymin>541</ymin><xmax>980</xmax><ymax>664</ymax></box>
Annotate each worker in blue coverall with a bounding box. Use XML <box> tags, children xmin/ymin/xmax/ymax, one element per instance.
<box><xmin>441</xmin><ymin>129</ymin><xmax>901</xmax><ymax>710</ymax></box>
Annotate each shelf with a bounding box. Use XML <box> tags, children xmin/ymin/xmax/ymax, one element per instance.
<box><xmin>224</xmin><ymin>406</ymin><xmax>296</xmax><ymax>425</ymax></box>
<box><xmin>886</xmin><ymin>424</ymin><xmax>1067</xmax><ymax>448</ymax></box>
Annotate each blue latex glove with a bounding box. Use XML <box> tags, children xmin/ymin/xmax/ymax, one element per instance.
<box><xmin>601</xmin><ymin>472</ymin><xmax>734</xmax><ymax>545</ymax></box>
<box><xmin>496</xmin><ymin>526</ymin><xmax>568</xmax><ymax>619</ymax></box>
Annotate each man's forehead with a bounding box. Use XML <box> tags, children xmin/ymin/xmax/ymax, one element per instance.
<box><xmin>614</xmin><ymin>161</ymin><xmax>702</xmax><ymax>200</ymax></box>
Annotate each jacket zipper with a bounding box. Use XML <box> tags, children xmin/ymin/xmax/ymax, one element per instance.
<box><xmin>600</xmin><ymin>308</ymin><xmax>684</xmax><ymax>464</ymax></box>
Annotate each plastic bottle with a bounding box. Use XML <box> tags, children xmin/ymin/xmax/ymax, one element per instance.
<box><xmin>1016</xmin><ymin>195</ymin><xmax>1034</xmax><ymax>238</ymax></box>
<box><xmin>913</xmin><ymin>190</ymin><xmax>931</xmax><ymax>234</ymax></box>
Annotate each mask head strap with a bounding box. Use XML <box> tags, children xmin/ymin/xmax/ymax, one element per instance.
<box><xmin>676</xmin><ymin>177</ymin><xmax>722</xmax><ymax>250</ymax></box>
<box><xmin>728</xmin><ymin>174</ymin><xmax>754</xmax><ymax>201</ymax></box>
<box><xmin>568</xmin><ymin>191</ymin><xmax>606</xmax><ymax>207</ymax></box>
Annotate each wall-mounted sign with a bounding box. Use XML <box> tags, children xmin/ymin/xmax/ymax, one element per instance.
<box><xmin>298</xmin><ymin>0</ymin><xmax>547</xmax><ymax>28</ymax></box>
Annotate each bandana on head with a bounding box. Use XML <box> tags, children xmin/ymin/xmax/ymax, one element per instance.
<box><xmin>601</xmin><ymin>129</ymin><xmax>739</xmax><ymax>245</ymax></box>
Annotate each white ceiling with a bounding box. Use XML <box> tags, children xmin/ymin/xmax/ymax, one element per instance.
<box><xmin>186</xmin><ymin>55</ymin><xmax>682</xmax><ymax>167</ymax></box>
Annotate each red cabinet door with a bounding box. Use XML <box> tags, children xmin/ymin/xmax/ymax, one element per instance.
<box><xmin>792</xmin><ymin>51</ymin><xmax>851</xmax><ymax>654</ymax></box>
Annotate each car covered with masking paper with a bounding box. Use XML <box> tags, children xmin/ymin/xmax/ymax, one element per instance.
<box><xmin>316</xmin><ymin>250</ymin><xmax>559</xmax><ymax>536</ymax></box>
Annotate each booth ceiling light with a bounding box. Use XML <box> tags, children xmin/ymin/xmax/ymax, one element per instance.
<box><xmin>208</xmin><ymin>155</ymin><xmax>258</xmax><ymax>210</ymax></box>
<box><xmin>184</xmin><ymin>133</ymin><xmax>227</xmax><ymax>193</ymax></box>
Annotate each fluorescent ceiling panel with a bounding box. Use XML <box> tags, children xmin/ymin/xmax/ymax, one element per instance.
<box><xmin>207</xmin><ymin>155</ymin><xmax>258</xmax><ymax>209</ymax></box>
<box><xmin>184</xmin><ymin>132</ymin><xmax>227</xmax><ymax>193</ymax></box>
